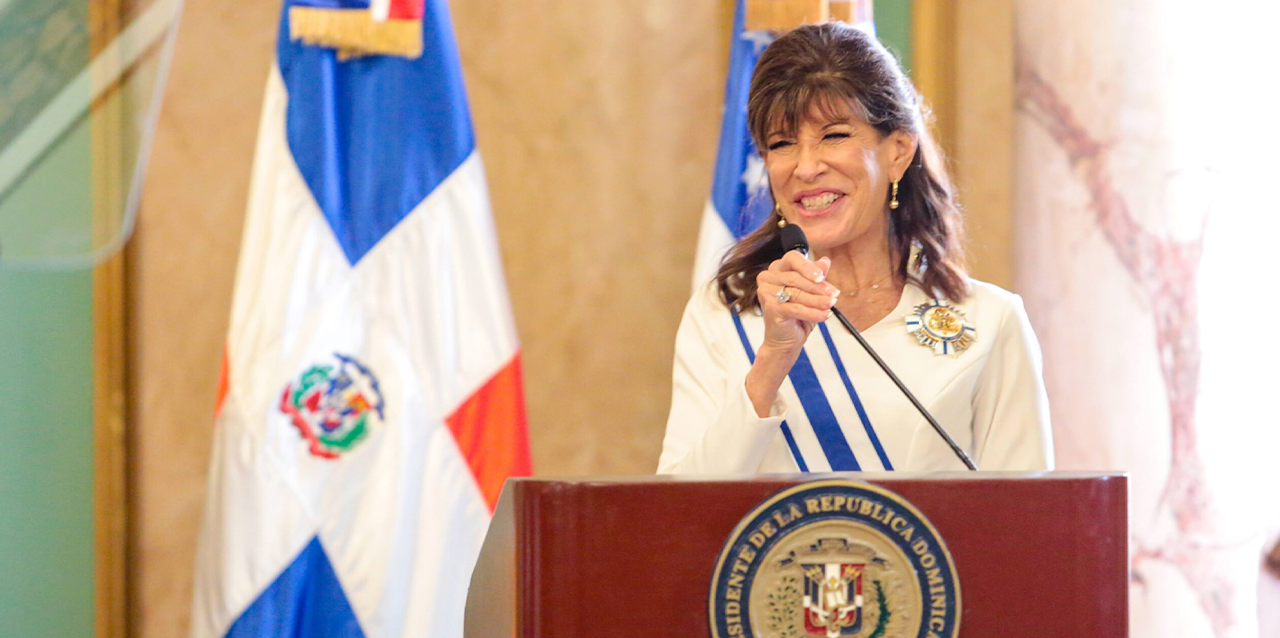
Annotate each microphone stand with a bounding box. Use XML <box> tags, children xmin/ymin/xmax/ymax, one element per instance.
<box><xmin>828</xmin><ymin>307</ymin><xmax>978</xmax><ymax>470</ymax></box>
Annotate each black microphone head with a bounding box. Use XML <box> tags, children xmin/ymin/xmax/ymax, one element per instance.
<box><xmin>780</xmin><ymin>223</ymin><xmax>809</xmax><ymax>257</ymax></box>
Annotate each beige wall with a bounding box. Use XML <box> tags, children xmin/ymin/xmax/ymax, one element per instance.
<box><xmin>912</xmin><ymin>0</ymin><xmax>1014</xmax><ymax>291</ymax></box>
<box><xmin>455</xmin><ymin>2</ymin><xmax>731</xmax><ymax>476</ymax></box>
<box><xmin>127</xmin><ymin>0</ymin><xmax>730</xmax><ymax>634</ymax></box>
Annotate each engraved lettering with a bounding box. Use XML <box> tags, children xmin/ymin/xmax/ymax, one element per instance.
<box><xmin>876</xmin><ymin>507</ymin><xmax>895</xmax><ymax>525</ymax></box>
<box><xmin>927</xmin><ymin>567</ymin><xmax>942</xmax><ymax>587</ymax></box>
<box><xmin>806</xmin><ymin>498</ymin><xmax>821</xmax><ymax>514</ymax></box>
<box><xmin>772</xmin><ymin>510</ymin><xmax>787</xmax><ymax>527</ymax></box>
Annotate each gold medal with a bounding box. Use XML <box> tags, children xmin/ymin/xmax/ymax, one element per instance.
<box><xmin>905</xmin><ymin>300</ymin><xmax>975</xmax><ymax>357</ymax></box>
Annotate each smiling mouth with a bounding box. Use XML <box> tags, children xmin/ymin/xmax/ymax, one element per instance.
<box><xmin>797</xmin><ymin>192</ymin><xmax>844</xmax><ymax>211</ymax></box>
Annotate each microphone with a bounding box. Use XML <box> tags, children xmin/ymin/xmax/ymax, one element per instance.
<box><xmin>779</xmin><ymin>224</ymin><xmax>978</xmax><ymax>471</ymax></box>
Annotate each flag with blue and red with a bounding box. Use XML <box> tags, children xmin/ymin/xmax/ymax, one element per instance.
<box><xmin>192</xmin><ymin>0</ymin><xmax>531</xmax><ymax>636</ymax></box>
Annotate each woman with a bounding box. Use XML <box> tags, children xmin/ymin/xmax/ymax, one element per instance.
<box><xmin>658</xmin><ymin>23</ymin><xmax>1052</xmax><ymax>474</ymax></box>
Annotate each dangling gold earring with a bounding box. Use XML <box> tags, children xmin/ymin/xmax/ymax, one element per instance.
<box><xmin>889</xmin><ymin>180</ymin><xmax>900</xmax><ymax>210</ymax></box>
<box><xmin>776</xmin><ymin>202</ymin><xmax>787</xmax><ymax>228</ymax></box>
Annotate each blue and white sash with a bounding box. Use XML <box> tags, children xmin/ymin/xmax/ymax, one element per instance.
<box><xmin>731</xmin><ymin>312</ymin><xmax>895</xmax><ymax>472</ymax></box>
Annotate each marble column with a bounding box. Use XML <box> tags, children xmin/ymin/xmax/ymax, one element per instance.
<box><xmin>1013</xmin><ymin>1</ymin><xmax>1280</xmax><ymax>637</ymax></box>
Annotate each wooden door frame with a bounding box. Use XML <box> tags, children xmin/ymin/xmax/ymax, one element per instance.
<box><xmin>91</xmin><ymin>0</ymin><xmax>128</xmax><ymax>636</ymax></box>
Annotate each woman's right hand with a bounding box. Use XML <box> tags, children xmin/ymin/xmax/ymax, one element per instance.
<box><xmin>745</xmin><ymin>251</ymin><xmax>839</xmax><ymax>417</ymax></box>
<box><xmin>755</xmin><ymin>251</ymin><xmax>839</xmax><ymax>354</ymax></box>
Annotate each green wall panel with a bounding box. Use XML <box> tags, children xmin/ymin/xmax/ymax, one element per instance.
<box><xmin>0</xmin><ymin>269</ymin><xmax>94</xmax><ymax>638</ymax></box>
<box><xmin>0</xmin><ymin>15</ymin><xmax>96</xmax><ymax>632</ymax></box>
<box><xmin>874</xmin><ymin>0</ymin><xmax>913</xmax><ymax>74</ymax></box>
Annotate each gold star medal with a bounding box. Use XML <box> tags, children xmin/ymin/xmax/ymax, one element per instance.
<box><xmin>906</xmin><ymin>300</ymin><xmax>975</xmax><ymax>357</ymax></box>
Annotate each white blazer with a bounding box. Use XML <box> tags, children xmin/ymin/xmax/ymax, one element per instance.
<box><xmin>657</xmin><ymin>279</ymin><xmax>1054</xmax><ymax>474</ymax></box>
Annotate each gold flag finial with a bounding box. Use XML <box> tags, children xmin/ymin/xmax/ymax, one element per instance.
<box><xmin>745</xmin><ymin>0</ymin><xmax>827</xmax><ymax>32</ymax></box>
<box><xmin>745</xmin><ymin>0</ymin><xmax>872</xmax><ymax>33</ymax></box>
<box><xmin>289</xmin><ymin>6</ymin><xmax>423</xmax><ymax>60</ymax></box>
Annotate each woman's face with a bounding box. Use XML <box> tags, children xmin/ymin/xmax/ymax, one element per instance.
<box><xmin>765</xmin><ymin>101</ymin><xmax>915</xmax><ymax>255</ymax></box>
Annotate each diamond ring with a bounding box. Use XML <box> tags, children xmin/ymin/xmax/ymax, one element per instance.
<box><xmin>775</xmin><ymin>286</ymin><xmax>792</xmax><ymax>304</ymax></box>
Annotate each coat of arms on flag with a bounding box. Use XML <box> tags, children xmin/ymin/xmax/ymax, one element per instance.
<box><xmin>279</xmin><ymin>354</ymin><xmax>385</xmax><ymax>460</ymax></box>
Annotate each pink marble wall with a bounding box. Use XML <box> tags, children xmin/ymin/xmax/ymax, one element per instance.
<box><xmin>1013</xmin><ymin>2</ymin><xmax>1280</xmax><ymax>637</ymax></box>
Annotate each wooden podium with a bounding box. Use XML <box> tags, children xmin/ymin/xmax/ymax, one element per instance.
<box><xmin>465</xmin><ymin>473</ymin><xmax>1127</xmax><ymax>638</ymax></box>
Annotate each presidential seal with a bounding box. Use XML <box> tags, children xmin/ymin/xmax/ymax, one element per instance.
<box><xmin>279</xmin><ymin>353</ymin><xmax>385</xmax><ymax>459</ymax></box>
<box><xmin>709</xmin><ymin>481</ymin><xmax>960</xmax><ymax>638</ymax></box>
<box><xmin>905</xmin><ymin>301</ymin><xmax>975</xmax><ymax>357</ymax></box>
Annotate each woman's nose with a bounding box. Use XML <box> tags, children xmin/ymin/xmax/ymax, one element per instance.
<box><xmin>793</xmin><ymin>144</ymin><xmax>827</xmax><ymax>181</ymax></box>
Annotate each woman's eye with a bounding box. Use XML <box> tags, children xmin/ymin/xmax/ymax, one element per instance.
<box><xmin>824</xmin><ymin>132</ymin><xmax>851</xmax><ymax>141</ymax></box>
<box><xmin>767</xmin><ymin>140</ymin><xmax>794</xmax><ymax>151</ymax></box>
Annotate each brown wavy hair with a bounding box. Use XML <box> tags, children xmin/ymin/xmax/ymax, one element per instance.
<box><xmin>715</xmin><ymin>22</ymin><xmax>969</xmax><ymax>311</ymax></box>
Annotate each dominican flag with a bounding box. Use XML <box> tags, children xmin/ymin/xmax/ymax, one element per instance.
<box><xmin>691</xmin><ymin>1</ymin><xmax>875</xmax><ymax>289</ymax></box>
<box><xmin>191</xmin><ymin>0</ymin><xmax>531</xmax><ymax>636</ymax></box>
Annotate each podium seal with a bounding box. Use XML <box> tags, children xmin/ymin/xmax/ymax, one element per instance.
<box><xmin>709</xmin><ymin>481</ymin><xmax>960</xmax><ymax>638</ymax></box>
